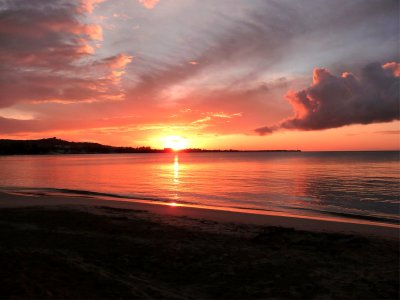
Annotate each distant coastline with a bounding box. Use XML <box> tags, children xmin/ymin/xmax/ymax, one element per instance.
<box><xmin>0</xmin><ymin>137</ymin><xmax>301</xmax><ymax>155</ymax></box>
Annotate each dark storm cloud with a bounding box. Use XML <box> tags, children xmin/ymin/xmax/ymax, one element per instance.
<box><xmin>255</xmin><ymin>62</ymin><xmax>400</xmax><ymax>135</ymax></box>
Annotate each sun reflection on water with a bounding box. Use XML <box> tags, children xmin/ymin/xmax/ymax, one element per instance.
<box><xmin>173</xmin><ymin>155</ymin><xmax>179</xmax><ymax>184</ymax></box>
<box><xmin>171</xmin><ymin>154</ymin><xmax>180</xmax><ymax>201</ymax></box>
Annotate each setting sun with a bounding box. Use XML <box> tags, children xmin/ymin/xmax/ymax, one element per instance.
<box><xmin>163</xmin><ymin>136</ymin><xmax>189</xmax><ymax>151</ymax></box>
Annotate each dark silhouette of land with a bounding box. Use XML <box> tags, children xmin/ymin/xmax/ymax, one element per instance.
<box><xmin>0</xmin><ymin>137</ymin><xmax>301</xmax><ymax>155</ymax></box>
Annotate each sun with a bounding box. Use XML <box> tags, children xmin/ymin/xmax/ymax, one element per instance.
<box><xmin>163</xmin><ymin>136</ymin><xmax>189</xmax><ymax>151</ymax></box>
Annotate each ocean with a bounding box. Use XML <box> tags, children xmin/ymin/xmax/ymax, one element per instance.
<box><xmin>0</xmin><ymin>151</ymin><xmax>399</xmax><ymax>225</ymax></box>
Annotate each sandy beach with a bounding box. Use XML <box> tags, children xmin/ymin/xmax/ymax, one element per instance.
<box><xmin>0</xmin><ymin>191</ymin><xmax>398</xmax><ymax>299</ymax></box>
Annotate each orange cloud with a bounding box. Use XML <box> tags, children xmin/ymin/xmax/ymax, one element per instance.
<box><xmin>191</xmin><ymin>112</ymin><xmax>242</xmax><ymax>125</ymax></box>
<box><xmin>82</xmin><ymin>24</ymin><xmax>103</xmax><ymax>40</ymax></box>
<box><xmin>138</xmin><ymin>0</ymin><xmax>160</xmax><ymax>9</ymax></box>
<box><xmin>95</xmin><ymin>54</ymin><xmax>133</xmax><ymax>85</ymax></box>
<box><xmin>106</xmin><ymin>54</ymin><xmax>134</xmax><ymax>69</ymax></box>
<box><xmin>78</xmin><ymin>0</ymin><xmax>104</xmax><ymax>13</ymax></box>
<box><xmin>383</xmin><ymin>62</ymin><xmax>400</xmax><ymax>77</ymax></box>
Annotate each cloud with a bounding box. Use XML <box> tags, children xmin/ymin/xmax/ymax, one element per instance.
<box><xmin>0</xmin><ymin>0</ymin><xmax>132</xmax><ymax>108</ymax></box>
<box><xmin>191</xmin><ymin>112</ymin><xmax>242</xmax><ymax>125</ymax></box>
<box><xmin>78</xmin><ymin>0</ymin><xmax>104</xmax><ymax>13</ymax></box>
<box><xmin>0</xmin><ymin>53</ymin><xmax>133</xmax><ymax>107</ymax></box>
<box><xmin>138</xmin><ymin>0</ymin><xmax>159</xmax><ymax>9</ymax></box>
<box><xmin>100</xmin><ymin>54</ymin><xmax>133</xmax><ymax>69</ymax></box>
<box><xmin>0</xmin><ymin>0</ymin><xmax>398</xmax><ymax>145</ymax></box>
<box><xmin>255</xmin><ymin>62</ymin><xmax>400</xmax><ymax>135</ymax></box>
<box><xmin>94</xmin><ymin>54</ymin><xmax>134</xmax><ymax>85</ymax></box>
<box><xmin>383</xmin><ymin>62</ymin><xmax>400</xmax><ymax>77</ymax></box>
<box><xmin>0</xmin><ymin>0</ymin><xmax>103</xmax><ymax>60</ymax></box>
<box><xmin>125</xmin><ymin>0</ymin><xmax>397</xmax><ymax>94</ymax></box>
<box><xmin>374</xmin><ymin>130</ymin><xmax>400</xmax><ymax>135</ymax></box>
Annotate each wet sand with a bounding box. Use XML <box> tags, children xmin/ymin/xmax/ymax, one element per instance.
<box><xmin>0</xmin><ymin>192</ymin><xmax>398</xmax><ymax>299</ymax></box>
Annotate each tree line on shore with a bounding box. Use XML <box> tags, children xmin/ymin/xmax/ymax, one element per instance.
<box><xmin>0</xmin><ymin>137</ymin><xmax>300</xmax><ymax>155</ymax></box>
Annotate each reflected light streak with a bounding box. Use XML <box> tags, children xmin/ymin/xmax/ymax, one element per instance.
<box><xmin>172</xmin><ymin>154</ymin><xmax>180</xmax><ymax>201</ymax></box>
<box><xmin>173</xmin><ymin>155</ymin><xmax>179</xmax><ymax>183</ymax></box>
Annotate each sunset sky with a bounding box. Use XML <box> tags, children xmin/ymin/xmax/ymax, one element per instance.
<box><xmin>0</xmin><ymin>0</ymin><xmax>399</xmax><ymax>150</ymax></box>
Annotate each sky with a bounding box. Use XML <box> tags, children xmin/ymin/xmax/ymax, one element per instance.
<box><xmin>0</xmin><ymin>0</ymin><xmax>399</xmax><ymax>150</ymax></box>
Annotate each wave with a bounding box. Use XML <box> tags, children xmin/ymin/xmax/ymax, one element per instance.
<box><xmin>276</xmin><ymin>204</ymin><xmax>400</xmax><ymax>225</ymax></box>
<box><xmin>0</xmin><ymin>186</ymin><xmax>398</xmax><ymax>226</ymax></box>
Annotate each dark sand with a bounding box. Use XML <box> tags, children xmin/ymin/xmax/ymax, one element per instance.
<box><xmin>0</xmin><ymin>192</ymin><xmax>398</xmax><ymax>299</ymax></box>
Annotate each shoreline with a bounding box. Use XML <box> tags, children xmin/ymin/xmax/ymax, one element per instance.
<box><xmin>0</xmin><ymin>191</ymin><xmax>398</xmax><ymax>239</ymax></box>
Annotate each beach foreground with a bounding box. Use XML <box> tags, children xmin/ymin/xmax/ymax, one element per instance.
<box><xmin>0</xmin><ymin>193</ymin><xmax>398</xmax><ymax>299</ymax></box>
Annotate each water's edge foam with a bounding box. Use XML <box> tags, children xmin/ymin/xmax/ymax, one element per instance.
<box><xmin>1</xmin><ymin>186</ymin><xmax>398</xmax><ymax>226</ymax></box>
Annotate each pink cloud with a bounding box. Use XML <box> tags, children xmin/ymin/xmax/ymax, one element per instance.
<box><xmin>138</xmin><ymin>0</ymin><xmax>160</xmax><ymax>9</ymax></box>
<box><xmin>78</xmin><ymin>0</ymin><xmax>105</xmax><ymax>13</ymax></box>
<box><xmin>102</xmin><ymin>54</ymin><xmax>134</xmax><ymax>69</ymax></box>
<box><xmin>0</xmin><ymin>0</ymin><xmax>131</xmax><ymax>108</ymax></box>
<box><xmin>383</xmin><ymin>62</ymin><xmax>400</xmax><ymax>77</ymax></box>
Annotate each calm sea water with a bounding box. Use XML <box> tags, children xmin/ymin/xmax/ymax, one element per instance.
<box><xmin>0</xmin><ymin>152</ymin><xmax>399</xmax><ymax>224</ymax></box>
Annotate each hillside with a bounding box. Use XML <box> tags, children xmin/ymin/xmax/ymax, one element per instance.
<box><xmin>0</xmin><ymin>138</ymin><xmax>158</xmax><ymax>155</ymax></box>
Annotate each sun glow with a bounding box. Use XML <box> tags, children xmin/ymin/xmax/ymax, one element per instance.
<box><xmin>163</xmin><ymin>136</ymin><xmax>189</xmax><ymax>151</ymax></box>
